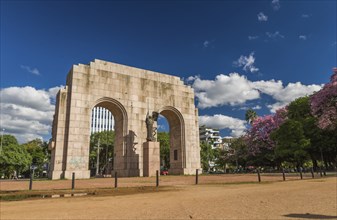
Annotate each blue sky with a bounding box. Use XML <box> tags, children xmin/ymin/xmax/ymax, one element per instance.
<box><xmin>1</xmin><ymin>0</ymin><xmax>336</xmax><ymax>142</ymax></box>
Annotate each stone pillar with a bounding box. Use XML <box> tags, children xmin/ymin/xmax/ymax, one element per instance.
<box><xmin>143</xmin><ymin>142</ymin><xmax>160</xmax><ymax>177</ymax></box>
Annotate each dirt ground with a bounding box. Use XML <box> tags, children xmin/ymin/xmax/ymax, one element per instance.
<box><xmin>1</xmin><ymin>176</ymin><xmax>336</xmax><ymax>220</ymax></box>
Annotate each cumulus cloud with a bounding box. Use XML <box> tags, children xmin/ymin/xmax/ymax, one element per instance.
<box><xmin>257</xmin><ymin>12</ymin><xmax>268</xmax><ymax>21</ymax></box>
<box><xmin>248</xmin><ymin>36</ymin><xmax>259</xmax><ymax>40</ymax></box>
<box><xmin>20</xmin><ymin>65</ymin><xmax>40</xmax><ymax>75</ymax></box>
<box><xmin>190</xmin><ymin>73</ymin><xmax>260</xmax><ymax>108</ymax></box>
<box><xmin>188</xmin><ymin>73</ymin><xmax>322</xmax><ymax>110</ymax></box>
<box><xmin>199</xmin><ymin>114</ymin><xmax>247</xmax><ymax>137</ymax></box>
<box><xmin>266</xmin><ymin>31</ymin><xmax>285</xmax><ymax>40</ymax></box>
<box><xmin>299</xmin><ymin>35</ymin><xmax>307</xmax><ymax>40</ymax></box>
<box><xmin>271</xmin><ymin>0</ymin><xmax>281</xmax><ymax>10</ymax></box>
<box><xmin>233</xmin><ymin>52</ymin><xmax>259</xmax><ymax>73</ymax></box>
<box><xmin>258</xmin><ymin>82</ymin><xmax>322</xmax><ymax>112</ymax></box>
<box><xmin>0</xmin><ymin>86</ymin><xmax>63</xmax><ymax>143</ymax></box>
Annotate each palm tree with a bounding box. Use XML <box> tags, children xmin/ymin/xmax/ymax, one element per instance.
<box><xmin>245</xmin><ymin>109</ymin><xmax>257</xmax><ymax>124</ymax></box>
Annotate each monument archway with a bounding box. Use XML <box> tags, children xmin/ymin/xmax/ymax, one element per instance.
<box><xmin>49</xmin><ymin>59</ymin><xmax>201</xmax><ymax>179</ymax></box>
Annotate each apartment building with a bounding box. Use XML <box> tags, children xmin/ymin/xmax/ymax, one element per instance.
<box><xmin>90</xmin><ymin>107</ymin><xmax>114</xmax><ymax>133</ymax></box>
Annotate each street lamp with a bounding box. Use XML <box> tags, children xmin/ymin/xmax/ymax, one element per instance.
<box><xmin>0</xmin><ymin>128</ymin><xmax>5</xmax><ymax>155</ymax></box>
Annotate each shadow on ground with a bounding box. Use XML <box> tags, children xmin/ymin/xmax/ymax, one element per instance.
<box><xmin>284</xmin><ymin>213</ymin><xmax>337</xmax><ymax>219</ymax></box>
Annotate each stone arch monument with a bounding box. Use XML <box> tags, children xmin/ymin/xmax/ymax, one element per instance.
<box><xmin>49</xmin><ymin>59</ymin><xmax>201</xmax><ymax>179</ymax></box>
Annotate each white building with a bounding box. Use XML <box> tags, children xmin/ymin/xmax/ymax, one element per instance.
<box><xmin>199</xmin><ymin>125</ymin><xmax>223</xmax><ymax>149</ymax></box>
<box><xmin>91</xmin><ymin>107</ymin><xmax>114</xmax><ymax>133</ymax></box>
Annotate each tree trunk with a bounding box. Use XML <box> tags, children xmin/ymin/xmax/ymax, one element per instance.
<box><xmin>312</xmin><ymin>159</ymin><xmax>318</xmax><ymax>172</ymax></box>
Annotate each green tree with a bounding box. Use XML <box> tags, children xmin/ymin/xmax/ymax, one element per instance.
<box><xmin>157</xmin><ymin>132</ymin><xmax>170</xmax><ymax>169</ymax></box>
<box><xmin>0</xmin><ymin>135</ymin><xmax>32</xmax><ymax>178</ymax></box>
<box><xmin>0</xmin><ymin>134</ymin><xmax>19</xmax><ymax>147</ymax></box>
<box><xmin>271</xmin><ymin>120</ymin><xmax>310</xmax><ymax>168</ymax></box>
<box><xmin>228</xmin><ymin>137</ymin><xmax>251</xmax><ymax>170</ymax></box>
<box><xmin>22</xmin><ymin>139</ymin><xmax>47</xmax><ymax>177</ymax></box>
<box><xmin>90</xmin><ymin>130</ymin><xmax>115</xmax><ymax>175</ymax></box>
<box><xmin>287</xmin><ymin>96</ymin><xmax>336</xmax><ymax>170</ymax></box>
<box><xmin>245</xmin><ymin>109</ymin><xmax>257</xmax><ymax>124</ymax></box>
<box><xmin>200</xmin><ymin>141</ymin><xmax>215</xmax><ymax>172</ymax></box>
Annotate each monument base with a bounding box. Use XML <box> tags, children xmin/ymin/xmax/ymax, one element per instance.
<box><xmin>50</xmin><ymin>170</ymin><xmax>63</xmax><ymax>180</ymax></box>
<box><xmin>143</xmin><ymin>141</ymin><xmax>160</xmax><ymax>177</ymax></box>
<box><xmin>64</xmin><ymin>170</ymin><xmax>90</xmax><ymax>179</ymax></box>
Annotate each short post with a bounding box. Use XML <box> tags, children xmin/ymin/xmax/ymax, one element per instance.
<box><xmin>311</xmin><ymin>167</ymin><xmax>314</xmax><ymax>179</ymax></box>
<box><xmin>29</xmin><ymin>173</ymin><xmax>33</xmax><ymax>190</ymax></box>
<box><xmin>114</xmin><ymin>171</ymin><xmax>118</xmax><ymax>188</ymax></box>
<box><xmin>282</xmin><ymin>168</ymin><xmax>286</xmax><ymax>181</ymax></box>
<box><xmin>156</xmin><ymin>170</ymin><xmax>159</xmax><ymax>187</ymax></box>
<box><xmin>257</xmin><ymin>169</ymin><xmax>261</xmax><ymax>183</ymax></box>
<box><xmin>72</xmin><ymin>172</ymin><xmax>75</xmax><ymax>190</ymax></box>
<box><xmin>196</xmin><ymin>169</ymin><xmax>199</xmax><ymax>185</ymax></box>
<box><xmin>299</xmin><ymin>168</ymin><xmax>303</xmax><ymax>180</ymax></box>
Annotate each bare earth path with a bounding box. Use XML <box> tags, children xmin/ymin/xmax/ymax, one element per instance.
<box><xmin>1</xmin><ymin>177</ymin><xmax>336</xmax><ymax>220</ymax></box>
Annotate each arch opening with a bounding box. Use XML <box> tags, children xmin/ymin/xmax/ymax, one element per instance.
<box><xmin>158</xmin><ymin>107</ymin><xmax>185</xmax><ymax>175</ymax></box>
<box><xmin>90</xmin><ymin>98</ymin><xmax>128</xmax><ymax>177</ymax></box>
<box><xmin>89</xmin><ymin>106</ymin><xmax>114</xmax><ymax>177</ymax></box>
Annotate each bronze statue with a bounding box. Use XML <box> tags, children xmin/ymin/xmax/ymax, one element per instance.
<box><xmin>146</xmin><ymin>111</ymin><xmax>159</xmax><ymax>141</ymax></box>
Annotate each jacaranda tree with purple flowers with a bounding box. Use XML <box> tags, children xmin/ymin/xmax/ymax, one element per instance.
<box><xmin>310</xmin><ymin>69</ymin><xmax>337</xmax><ymax>169</ymax></box>
<box><xmin>244</xmin><ymin>107</ymin><xmax>287</xmax><ymax>166</ymax></box>
<box><xmin>310</xmin><ymin>68</ymin><xmax>337</xmax><ymax>130</ymax></box>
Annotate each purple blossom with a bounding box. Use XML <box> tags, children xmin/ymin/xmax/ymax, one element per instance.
<box><xmin>310</xmin><ymin>68</ymin><xmax>337</xmax><ymax>130</ymax></box>
<box><xmin>245</xmin><ymin>107</ymin><xmax>287</xmax><ymax>155</ymax></box>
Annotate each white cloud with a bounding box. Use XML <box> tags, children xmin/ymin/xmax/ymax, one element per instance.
<box><xmin>248</xmin><ymin>36</ymin><xmax>259</xmax><ymax>40</ymax></box>
<box><xmin>199</xmin><ymin>114</ymin><xmax>247</xmax><ymax>137</ymax></box>
<box><xmin>203</xmin><ymin>40</ymin><xmax>210</xmax><ymax>48</ymax></box>
<box><xmin>0</xmin><ymin>86</ymin><xmax>63</xmax><ymax>143</ymax></box>
<box><xmin>1</xmin><ymin>86</ymin><xmax>54</xmax><ymax>111</ymax></box>
<box><xmin>239</xmin><ymin>105</ymin><xmax>262</xmax><ymax>110</ymax></box>
<box><xmin>299</xmin><ymin>35</ymin><xmax>307</xmax><ymax>40</ymax></box>
<box><xmin>301</xmin><ymin>14</ymin><xmax>310</xmax><ymax>18</ymax></box>
<box><xmin>233</xmin><ymin>52</ymin><xmax>259</xmax><ymax>73</ymax></box>
<box><xmin>190</xmin><ymin>73</ymin><xmax>260</xmax><ymax>108</ymax></box>
<box><xmin>257</xmin><ymin>12</ymin><xmax>268</xmax><ymax>22</ymax></box>
<box><xmin>260</xmin><ymin>82</ymin><xmax>322</xmax><ymax>112</ymax></box>
<box><xmin>20</xmin><ymin>65</ymin><xmax>40</xmax><ymax>75</ymax></box>
<box><xmin>188</xmin><ymin>73</ymin><xmax>322</xmax><ymax>110</ymax></box>
<box><xmin>266</xmin><ymin>31</ymin><xmax>285</xmax><ymax>40</ymax></box>
<box><xmin>271</xmin><ymin>0</ymin><xmax>281</xmax><ymax>10</ymax></box>
<box><xmin>186</xmin><ymin>76</ymin><xmax>198</xmax><ymax>82</ymax></box>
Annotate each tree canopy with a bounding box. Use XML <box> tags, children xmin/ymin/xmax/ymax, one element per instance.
<box><xmin>0</xmin><ymin>135</ymin><xmax>32</xmax><ymax>178</ymax></box>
